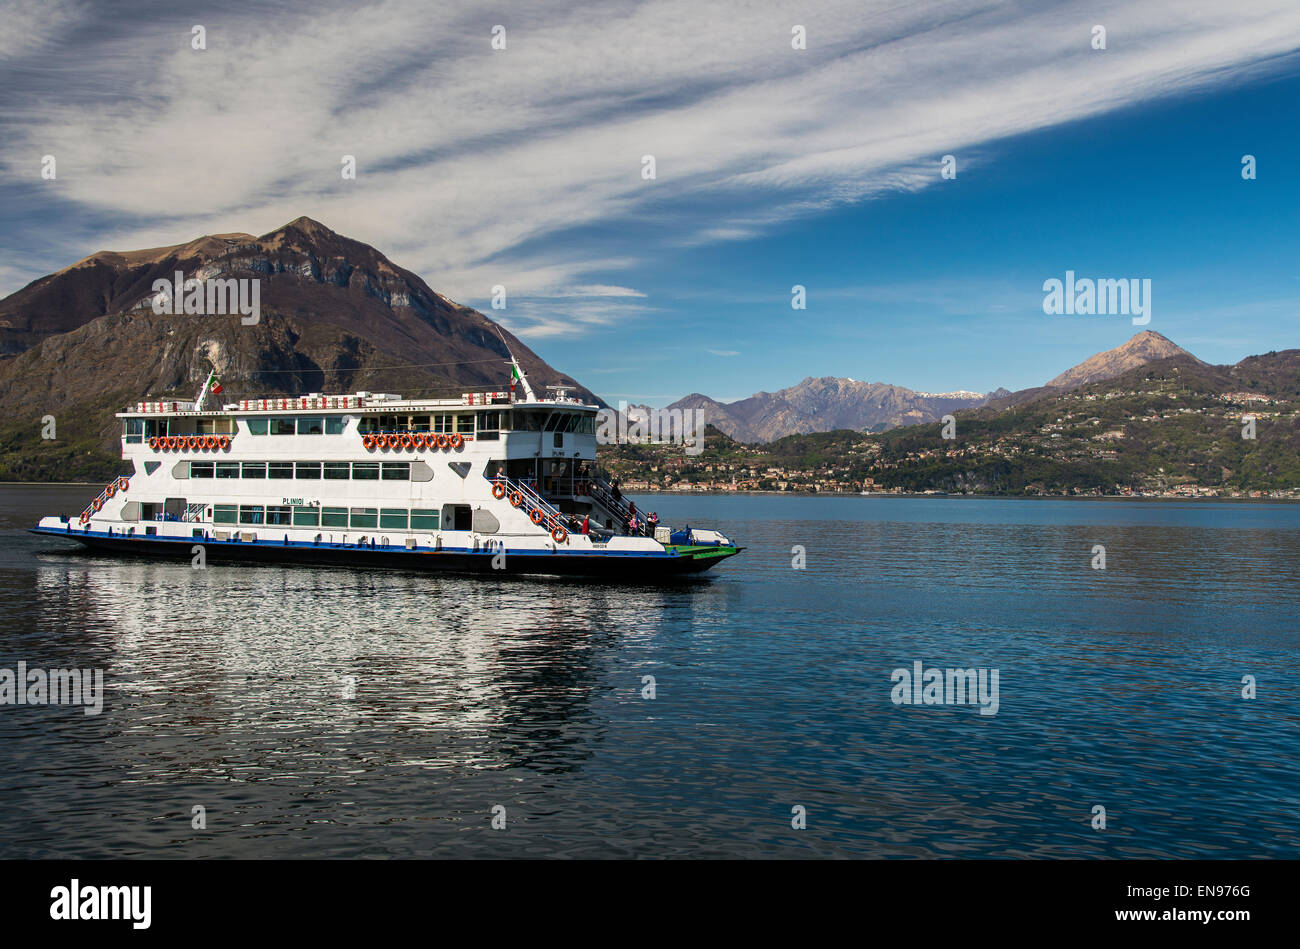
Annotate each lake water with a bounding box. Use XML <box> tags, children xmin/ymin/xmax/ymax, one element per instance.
<box><xmin>1</xmin><ymin>484</ymin><xmax>1297</xmax><ymax>858</ymax></box>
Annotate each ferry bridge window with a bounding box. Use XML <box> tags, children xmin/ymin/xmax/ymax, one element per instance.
<box><xmin>238</xmin><ymin>505</ymin><xmax>265</xmax><ymax>525</ymax></box>
<box><xmin>577</xmin><ymin>414</ymin><xmax>595</xmax><ymax>434</ymax></box>
<box><xmin>292</xmin><ymin>507</ymin><xmax>320</xmax><ymax>527</ymax></box>
<box><xmin>215</xmin><ymin>418</ymin><xmax>235</xmax><ymax>435</ymax></box>
<box><xmin>349</xmin><ymin>508</ymin><xmax>378</xmax><ymax>529</ymax></box>
<box><xmin>191</xmin><ymin>462</ymin><xmax>214</xmax><ymax>478</ymax></box>
<box><xmin>381</xmin><ymin>462</ymin><xmax>410</xmax><ymax>481</ymax></box>
<box><xmin>196</xmin><ymin>419</ymin><xmax>214</xmax><ymax>435</ymax></box>
<box><xmin>266</xmin><ymin>505</ymin><xmax>292</xmax><ymax>526</ymax></box>
<box><xmin>456</xmin><ymin>415</ymin><xmax>474</xmax><ymax>435</ymax></box>
<box><xmin>379</xmin><ymin>508</ymin><xmax>408</xmax><ymax>530</ymax></box>
<box><xmin>358</xmin><ymin>416</ymin><xmax>377</xmax><ymax>434</ymax></box>
<box><xmin>323</xmin><ymin>462</ymin><xmax>350</xmax><ymax>480</ymax></box>
<box><xmin>270</xmin><ymin>417</ymin><xmax>296</xmax><ymax>436</ymax></box>
<box><xmin>144</xmin><ymin>419</ymin><xmax>168</xmax><ymax>438</ymax></box>
<box><xmin>123</xmin><ymin>418</ymin><xmax>144</xmax><ymax>443</ymax></box>
<box><xmin>298</xmin><ymin>417</ymin><xmax>323</xmax><ymax>435</ymax></box>
<box><xmin>213</xmin><ymin>505</ymin><xmax>237</xmax><ymax>524</ymax></box>
<box><xmin>320</xmin><ymin>507</ymin><xmax>348</xmax><ymax>527</ymax></box>
<box><xmin>295</xmin><ymin>462</ymin><xmax>322</xmax><ymax>479</ymax></box>
<box><xmin>216</xmin><ymin>462</ymin><xmax>240</xmax><ymax>479</ymax></box>
<box><xmin>352</xmin><ymin>462</ymin><xmax>380</xmax><ymax>480</ymax></box>
<box><xmin>410</xmin><ymin>508</ymin><xmax>439</xmax><ymax>530</ymax></box>
<box><xmin>410</xmin><ymin>415</ymin><xmax>430</xmax><ymax>432</ymax></box>
<box><xmin>478</xmin><ymin>411</ymin><xmax>500</xmax><ymax>441</ymax></box>
<box><xmin>265</xmin><ymin>462</ymin><xmax>292</xmax><ymax>479</ymax></box>
<box><xmin>432</xmin><ymin>414</ymin><xmax>453</xmax><ymax>434</ymax></box>
<box><xmin>325</xmin><ymin>416</ymin><xmax>346</xmax><ymax>435</ymax></box>
<box><xmin>246</xmin><ymin>418</ymin><xmax>269</xmax><ymax>436</ymax></box>
<box><xmin>241</xmin><ymin>462</ymin><xmax>266</xmax><ymax>479</ymax></box>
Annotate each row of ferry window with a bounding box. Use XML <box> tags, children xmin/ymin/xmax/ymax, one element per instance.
<box><xmin>123</xmin><ymin>418</ymin><xmax>236</xmax><ymax>442</ymax></box>
<box><xmin>245</xmin><ymin>416</ymin><xmax>347</xmax><ymax>436</ymax></box>
<box><xmin>213</xmin><ymin>505</ymin><xmax>439</xmax><ymax>530</ymax></box>
<box><xmin>125</xmin><ymin>409</ymin><xmax>596</xmax><ymax>442</ymax></box>
<box><xmin>191</xmin><ymin>461</ymin><xmax>412</xmax><ymax>480</ymax></box>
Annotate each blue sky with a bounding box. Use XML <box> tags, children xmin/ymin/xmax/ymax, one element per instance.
<box><xmin>1</xmin><ymin>1</ymin><xmax>1298</xmax><ymax>406</ymax></box>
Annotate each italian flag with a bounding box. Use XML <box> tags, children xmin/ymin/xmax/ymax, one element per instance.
<box><xmin>509</xmin><ymin>362</ymin><xmax>520</xmax><ymax>394</ymax></box>
<box><xmin>208</xmin><ymin>376</ymin><xmax>224</xmax><ymax>395</ymax></box>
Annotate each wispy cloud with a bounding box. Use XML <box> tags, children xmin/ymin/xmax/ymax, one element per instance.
<box><xmin>2</xmin><ymin>0</ymin><xmax>1299</xmax><ymax>324</ymax></box>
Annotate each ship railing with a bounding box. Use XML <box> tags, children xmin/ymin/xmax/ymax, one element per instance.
<box><xmin>83</xmin><ymin>474</ymin><xmax>132</xmax><ymax>516</ymax></box>
<box><xmin>587</xmin><ymin>474</ymin><xmax>651</xmax><ymax>536</ymax></box>
<box><xmin>486</xmin><ymin>474</ymin><xmax>566</xmax><ymax>523</ymax></box>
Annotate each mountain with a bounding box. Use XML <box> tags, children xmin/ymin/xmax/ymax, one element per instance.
<box><xmin>667</xmin><ymin>377</ymin><xmax>995</xmax><ymax>443</ymax></box>
<box><xmin>1044</xmin><ymin>330</ymin><xmax>1195</xmax><ymax>389</ymax></box>
<box><xmin>601</xmin><ymin>346</ymin><xmax>1300</xmax><ymax>497</ymax></box>
<box><xmin>662</xmin><ymin>332</ymin><xmax>1194</xmax><ymax>444</ymax></box>
<box><xmin>0</xmin><ymin>217</ymin><xmax>593</xmax><ymax>481</ymax></box>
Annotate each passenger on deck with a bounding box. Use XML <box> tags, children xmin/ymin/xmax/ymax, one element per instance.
<box><xmin>580</xmin><ymin>515</ymin><xmax>590</xmax><ymax>535</ymax></box>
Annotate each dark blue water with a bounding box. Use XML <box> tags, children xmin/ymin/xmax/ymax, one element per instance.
<box><xmin>2</xmin><ymin>485</ymin><xmax>1297</xmax><ymax>857</ymax></box>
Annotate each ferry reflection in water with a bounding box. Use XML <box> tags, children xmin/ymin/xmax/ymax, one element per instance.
<box><xmin>32</xmin><ymin>554</ymin><xmax>707</xmax><ymax>780</ymax></box>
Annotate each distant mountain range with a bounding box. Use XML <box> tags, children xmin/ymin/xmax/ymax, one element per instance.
<box><xmin>666</xmin><ymin>331</ymin><xmax>1194</xmax><ymax>442</ymax></box>
<box><xmin>0</xmin><ymin>217</ymin><xmax>591</xmax><ymax>481</ymax></box>
<box><xmin>602</xmin><ymin>342</ymin><xmax>1300</xmax><ymax>497</ymax></box>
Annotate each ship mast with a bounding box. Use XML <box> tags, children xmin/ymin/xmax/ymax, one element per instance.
<box><xmin>193</xmin><ymin>367</ymin><xmax>217</xmax><ymax>412</ymax></box>
<box><xmin>494</xmin><ymin>326</ymin><xmax>537</xmax><ymax>402</ymax></box>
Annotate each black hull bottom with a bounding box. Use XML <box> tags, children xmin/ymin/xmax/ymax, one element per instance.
<box><xmin>33</xmin><ymin>531</ymin><xmax>735</xmax><ymax>581</ymax></box>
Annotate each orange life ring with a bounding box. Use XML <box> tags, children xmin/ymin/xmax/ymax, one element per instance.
<box><xmin>79</xmin><ymin>511</ymin><xmax>90</xmax><ymax>524</ymax></box>
<box><xmin>400</xmin><ymin>433</ymin><xmax>414</xmax><ymax>450</ymax></box>
<box><xmin>104</xmin><ymin>483</ymin><xmax>116</xmax><ymax>499</ymax></box>
<box><xmin>362</xmin><ymin>434</ymin><xmax>375</xmax><ymax>450</ymax></box>
<box><xmin>449</xmin><ymin>433</ymin><xmax>464</xmax><ymax>450</ymax></box>
<box><xmin>187</xmin><ymin>436</ymin><xmax>197</xmax><ymax>450</ymax></box>
<box><xmin>551</xmin><ymin>526</ymin><xmax>568</xmax><ymax>544</ymax></box>
<box><xmin>530</xmin><ymin>508</ymin><xmax>544</xmax><ymax>525</ymax></box>
<box><xmin>205</xmin><ymin>435</ymin><xmax>218</xmax><ymax>450</ymax></box>
<box><xmin>491</xmin><ymin>481</ymin><xmax>507</xmax><ymax>499</ymax></box>
<box><xmin>416</xmin><ymin>433</ymin><xmax>430</xmax><ymax>449</ymax></box>
<box><xmin>386</xmin><ymin>433</ymin><xmax>400</xmax><ymax>449</ymax></box>
<box><xmin>509</xmin><ymin>491</ymin><xmax>523</xmax><ymax>508</ymax></box>
<box><xmin>91</xmin><ymin>497</ymin><xmax>103</xmax><ymax>512</ymax></box>
<box><xmin>117</xmin><ymin>477</ymin><xmax>129</xmax><ymax>491</ymax></box>
<box><xmin>148</xmin><ymin>436</ymin><xmax>158</xmax><ymax>450</ymax></box>
<box><xmin>219</xmin><ymin>435</ymin><xmax>230</xmax><ymax>450</ymax></box>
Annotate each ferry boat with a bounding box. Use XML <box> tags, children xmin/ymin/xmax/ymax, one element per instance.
<box><xmin>31</xmin><ymin>363</ymin><xmax>742</xmax><ymax>579</ymax></box>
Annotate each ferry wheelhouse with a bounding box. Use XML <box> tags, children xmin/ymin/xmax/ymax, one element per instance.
<box><xmin>32</xmin><ymin>374</ymin><xmax>741</xmax><ymax>578</ymax></box>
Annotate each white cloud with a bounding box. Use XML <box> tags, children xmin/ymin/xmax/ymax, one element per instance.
<box><xmin>2</xmin><ymin>0</ymin><xmax>1299</xmax><ymax>318</ymax></box>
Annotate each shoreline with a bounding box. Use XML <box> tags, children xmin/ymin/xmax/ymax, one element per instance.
<box><xmin>4</xmin><ymin>482</ymin><xmax>1296</xmax><ymax>503</ymax></box>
